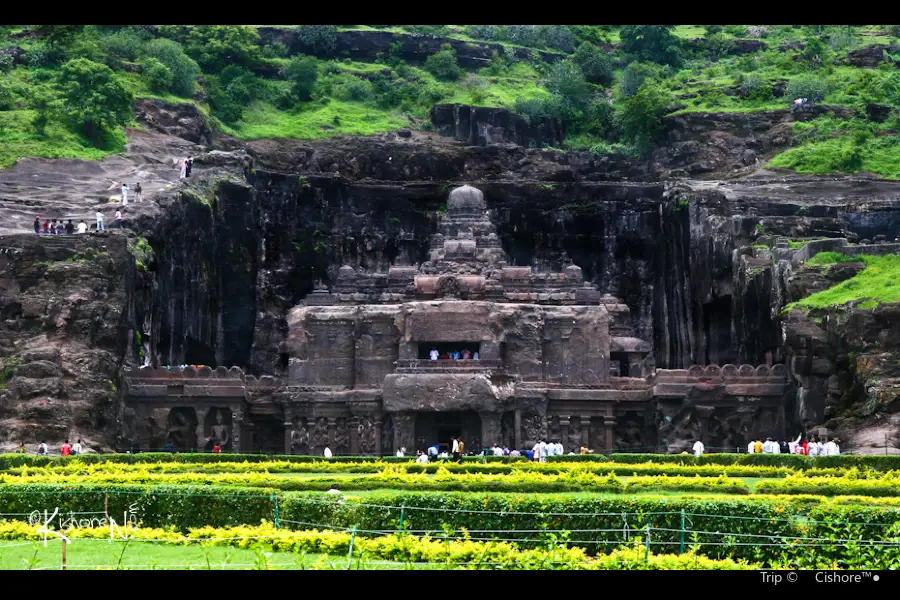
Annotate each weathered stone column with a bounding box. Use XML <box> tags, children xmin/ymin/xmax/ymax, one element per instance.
<box><xmin>374</xmin><ymin>417</ymin><xmax>383</xmax><ymax>457</ymax></box>
<box><xmin>349</xmin><ymin>416</ymin><xmax>360</xmax><ymax>455</ymax></box>
<box><xmin>514</xmin><ymin>407</ymin><xmax>522</xmax><ymax>450</ymax></box>
<box><xmin>480</xmin><ymin>412</ymin><xmax>501</xmax><ymax>449</ymax></box>
<box><xmin>327</xmin><ymin>417</ymin><xmax>338</xmax><ymax>453</ymax></box>
<box><xmin>283</xmin><ymin>406</ymin><xmax>293</xmax><ymax>455</ymax></box>
<box><xmin>231</xmin><ymin>406</ymin><xmax>243</xmax><ymax>453</ymax></box>
<box><xmin>194</xmin><ymin>408</ymin><xmax>209</xmax><ymax>452</ymax></box>
<box><xmin>581</xmin><ymin>415</ymin><xmax>592</xmax><ymax>448</ymax></box>
<box><xmin>604</xmin><ymin>406</ymin><xmax>615</xmax><ymax>454</ymax></box>
<box><xmin>559</xmin><ymin>417</ymin><xmax>570</xmax><ymax>451</ymax></box>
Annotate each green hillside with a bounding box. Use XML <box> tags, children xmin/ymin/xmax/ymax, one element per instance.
<box><xmin>3</xmin><ymin>25</ymin><xmax>900</xmax><ymax>175</ymax></box>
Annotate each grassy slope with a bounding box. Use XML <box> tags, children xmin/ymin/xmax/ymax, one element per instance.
<box><xmin>786</xmin><ymin>253</ymin><xmax>900</xmax><ymax>311</ymax></box>
<box><xmin>4</xmin><ymin>25</ymin><xmax>900</xmax><ymax>176</ymax></box>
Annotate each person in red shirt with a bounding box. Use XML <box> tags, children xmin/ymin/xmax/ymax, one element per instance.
<box><xmin>212</xmin><ymin>444</ymin><xmax>222</xmax><ymax>454</ymax></box>
<box><xmin>60</xmin><ymin>439</ymin><xmax>72</xmax><ymax>456</ymax></box>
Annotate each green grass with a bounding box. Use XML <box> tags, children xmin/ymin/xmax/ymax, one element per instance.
<box><xmin>217</xmin><ymin>100</ymin><xmax>410</xmax><ymax>140</ymax></box>
<box><xmin>0</xmin><ymin>111</ymin><xmax>126</xmax><ymax>169</ymax></box>
<box><xmin>785</xmin><ymin>253</ymin><xmax>900</xmax><ymax>311</ymax></box>
<box><xmin>0</xmin><ymin>539</ymin><xmax>420</xmax><ymax>570</ymax></box>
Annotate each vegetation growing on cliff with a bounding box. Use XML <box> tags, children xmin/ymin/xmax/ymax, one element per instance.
<box><xmin>3</xmin><ymin>25</ymin><xmax>900</xmax><ymax>174</ymax></box>
<box><xmin>787</xmin><ymin>253</ymin><xmax>900</xmax><ymax>311</ymax></box>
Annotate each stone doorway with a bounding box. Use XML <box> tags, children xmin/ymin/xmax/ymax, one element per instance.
<box><xmin>414</xmin><ymin>411</ymin><xmax>481</xmax><ymax>453</ymax></box>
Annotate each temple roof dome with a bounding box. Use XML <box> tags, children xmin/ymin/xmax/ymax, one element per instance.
<box><xmin>447</xmin><ymin>185</ymin><xmax>486</xmax><ymax>214</ymax></box>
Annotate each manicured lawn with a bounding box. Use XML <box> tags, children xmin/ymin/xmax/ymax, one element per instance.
<box><xmin>0</xmin><ymin>538</ymin><xmax>428</xmax><ymax>570</ymax></box>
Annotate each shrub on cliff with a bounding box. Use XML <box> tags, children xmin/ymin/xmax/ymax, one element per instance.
<box><xmin>619</xmin><ymin>25</ymin><xmax>681</xmax><ymax>67</ymax></box>
<box><xmin>297</xmin><ymin>25</ymin><xmax>338</xmax><ymax>57</ymax></box>
<box><xmin>616</xmin><ymin>81</ymin><xmax>671</xmax><ymax>153</ymax></box>
<box><xmin>283</xmin><ymin>55</ymin><xmax>319</xmax><ymax>101</ymax></box>
<box><xmin>542</xmin><ymin>60</ymin><xmax>591</xmax><ymax>109</ymax></box>
<box><xmin>425</xmin><ymin>46</ymin><xmax>461</xmax><ymax>81</ymax></box>
<box><xmin>54</xmin><ymin>58</ymin><xmax>133</xmax><ymax>143</ymax></box>
<box><xmin>618</xmin><ymin>62</ymin><xmax>665</xmax><ymax>97</ymax></box>
<box><xmin>141</xmin><ymin>58</ymin><xmax>173</xmax><ymax>93</ymax></box>
<box><xmin>785</xmin><ymin>75</ymin><xmax>828</xmax><ymax>103</ymax></box>
<box><xmin>182</xmin><ymin>25</ymin><xmax>262</xmax><ymax>73</ymax></box>
<box><xmin>143</xmin><ymin>39</ymin><xmax>200</xmax><ymax>97</ymax></box>
<box><xmin>98</xmin><ymin>29</ymin><xmax>145</xmax><ymax>68</ymax></box>
<box><xmin>573</xmin><ymin>42</ymin><xmax>613</xmax><ymax>86</ymax></box>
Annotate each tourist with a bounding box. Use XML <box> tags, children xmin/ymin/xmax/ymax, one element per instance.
<box><xmin>510</xmin><ymin>448</ymin><xmax>520</xmax><ymax>457</ymax></box>
<box><xmin>34</xmin><ymin>216</ymin><xmax>41</xmax><ymax>234</ymax></box>
<box><xmin>180</xmin><ymin>159</ymin><xmax>187</xmax><ymax>179</ymax></box>
<box><xmin>534</xmin><ymin>439</ymin><xmax>546</xmax><ymax>462</ymax></box>
<box><xmin>42</xmin><ymin>220</ymin><xmax>50</xmax><ymax>234</ymax></box>
<box><xmin>580</xmin><ymin>445</ymin><xmax>589</xmax><ymax>455</ymax></box>
<box><xmin>428</xmin><ymin>443</ymin><xmax>438</xmax><ymax>458</ymax></box>
<box><xmin>72</xmin><ymin>439</ymin><xmax>83</xmax><ymax>455</ymax></box>
<box><xmin>212</xmin><ymin>443</ymin><xmax>222</xmax><ymax>454</ymax></box>
<box><xmin>96</xmin><ymin>210</ymin><xmax>104</xmax><ymax>232</ymax></box>
<box><xmin>429</xmin><ymin>348</ymin><xmax>438</xmax><ymax>360</ymax></box>
<box><xmin>458</xmin><ymin>438</ymin><xmax>465</xmax><ymax>456</ymax></box>
<box><xmin>824</xmin><ymin>438</ymin><xmax>840</xmax><ymax>456</ymax></box>
<box><xmin>121</xmin><ymin>183</ymin><xmax>129</xmax><ymax>206</ymax></box>
<box><xmin>473</xmin><ymin>351</ymin><xmax>479</xmax><ymax>360</ymax></box>
<box><xmin>65</xmin><ymin>219</ymin><xmax>73</xmax><ymax>234</ymax></box>
<box><xmin>451</xmin><ymin>437</ymin><xmax>459</xmax><ymax>459</ymax></box>
<box><xmin>50</xmin><ymin>220</ymin><xmax>57</xmax><ymax>234</ymax></box>
<box><xmin>37</xmin><ymin>440</ymin><xmax>48</xmax><ymax>455</ymax></box>
<box><xmin>554</xmin><ymin>440</ymin><xmax>564</xmax><ymax>456</ymax></box>
<box><xmin>747</xmin><ymin>440</ymin><xmax>756</xmax><ymax>453</ymax></box>
<box><xmin>461</xmin><ymin>349</ymin><xmax>471</xmax><ymax>360</ymax></box>
<box><xmin>115</xmin><ymin>209</ymin><xmax>122</xmax><ymax>228</ymax></box>
<box><xmin>416</xmin><ymin>450</ymin><xmax>429</xmax><ymax>463</ymax></box>
<box><xmin>800</xmin><ymin>437</ymin><xmax>809</xmax><ymax>455</ymax></box>
<box><xmin>807</xmin><ymin>438</ymin><xmax>820</xmax><ymax>457</ymax></box>
<box><xmin>524</xmin><ymin>446</ymin><xmax>534</xmax><ymax>461</ymax></box>
<box><xmin>135</xmin><ymin>182</ymin><xmax>142</xmax><ymax>202</ymax></box>
<box><xmin>164</xmin><ymin>441</ymin><xmax>176</xmax><ymax>453</ymax></box>
<box><xmin>778</xmin><ymin>439</ymin><xmax>789</xmax><ymax>454</ymax></box>
<box><xmin>323</xmin><ymin>445</ymin><xmax>333</xmax><ymax>458</ymax></box>
<box><xmin>60</xmin><ymin>440</ymin><xmax>72</xmax><ymax>456</ymax></box>
<box><xmin>186</xmin><ymin>157</ymin><xmax>193</xmax><ymax>177</ymax></box>
<box><xmin>15</xmin><ymin>442</ymin><xmax>25</xmax><ymax>454</ymax></box>
<box><xmin>491</xmin><ymin>444</ymin><xmax>503</xmax><ymax>456</ymax></box>
<box><xmin>396</xmin><ymin>447</ymin><xmax>406</xmax><ymax>457</ymax></box>
<box><xmin>327</xmin><ymin>483</ymin><xmax>341</xmax><ymax>495</ymax></box>
<box><xmin>692</xmin><ymin>439</ymin><xmax>705</xmax><ymax>457</ymax></box>
<box><xmin>77</xmin><ymin>220</ymin><xmax>87</xmax><ymax>234</ymax></box>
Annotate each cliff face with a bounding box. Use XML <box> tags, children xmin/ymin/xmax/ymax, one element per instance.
<box><xmin>1</xmin><ymin>102</ymin><xmax>899</xmax><ymax>452</ymax></box>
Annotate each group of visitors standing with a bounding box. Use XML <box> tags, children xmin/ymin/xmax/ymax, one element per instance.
<box><xmin>15</xmin><ymin>439</ymin><xmax>84</xmax><ymax>455</ymax></box>
<box><xmin>179</xmin><ymin>157</ymin><xmax>193</xmax><ymax>179</ymax></box>
<box><xmin>747</xmin><ymin>435</ymin><xmax>840</xmax><ymax>456</ymax></box>
<box><xmin>31</xmin><ymin>181</ymin><xmax>141</xmax><ymax>235</ymax></box>
<box><xmin>429</xmin><ymin>348</ymin><xmax>479</xmax><ymax>360</ymax></box>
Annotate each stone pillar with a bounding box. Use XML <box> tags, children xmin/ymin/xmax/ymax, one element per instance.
<box><xmin>628</xmin><ymin>354</ymin><xmax>643</xmax><ymax>378</ymax></box>
<box><xmin>349</xmin><ymin>416</ymin><xmax>360</xmax><ymax>455</ymax></box>
<box><xmin>374</xmin><ymin>417</ymin><xmax>383</xmax><ymax>457</ymax></box>
<box><xmin>559</xmin><ymin>417</ymin><xmax>570</xmax><ymax>452</ymax></box>
<box><xmin>327</xmin><ymin>417</ymin><xmax>338</xmax><ymax>452</ymax></box>
<box><xmin>283</xmin><ymin>406</ymin><xmax>293</xmax><ymax>455</ymax></box>
<box><xmin>194</xmin><ymin>407</ymin><xmax>209</xmax><ymax>453</ymax></box>
<box><xmin>604</xmin><ymin>406</ymin><xmax>615</xmax><ymax>455</ymax></box>
<box><xmin>480</xmin><ymin>412</ymin><xmax>501</xmax><ymax>449</ymax></box>
<box><xmin>232</xmin><ymin>406</ymin><xmax>244</xmax><ymax>453</ymax></box>
<box><xmin>581</xmin><ymin>415</ymin><xmax>591</xmax><ymax>448</ymax></box>
<box><xmin>514</xmin><ymin>407</ymin><xmax>522</xmax><ymax>450</ymax></box>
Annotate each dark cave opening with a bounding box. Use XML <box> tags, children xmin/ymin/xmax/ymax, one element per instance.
<box><xmin>184</xmin><ymin>337</ymin><xmax>216</xmax><ymax>367</ymax></box>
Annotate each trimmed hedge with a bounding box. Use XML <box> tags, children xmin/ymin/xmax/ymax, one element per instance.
<box><xmin>0</xmin><ymin>453</ymin><xmax>525</xmax><ymax>470</ymax></box>
<box><xmin>0</xmin><ymin>469</ymin><xmax>751</xmax><ymax>494</ymax></box>
<box><xmin>0</xmin><ymin>521</ymin><xmax>756</xmax><ymax>570</ymax></box>
<box><xmin>757</xmin><ymin>472</ymin><xmax>900</xmax><ymax>497</ymax></box>
<box><xmin>279</xmin><ymin>492</ymin><xmax>900</xmax><ymax>568</ymax></box>
<box><xmin>552</xmin><ymin>453</ymin><xmax>900</xmax><ymax>471</ymax></box>
<box><xmin>2</xmin><ymin>459</ymin><xmax>793</xmax><ymax>479</ymax></box>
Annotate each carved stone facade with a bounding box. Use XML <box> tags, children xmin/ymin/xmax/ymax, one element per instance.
<box><xmin>122</xmin><ymin>186</ymin><xmax>791</xmax><ymax>455</ymax></box>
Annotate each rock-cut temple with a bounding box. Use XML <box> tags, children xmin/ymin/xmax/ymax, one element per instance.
<box><xmin>123</xmin><ymin>185</ymin><xmax>789</xmax><ymax>454</ymax></box>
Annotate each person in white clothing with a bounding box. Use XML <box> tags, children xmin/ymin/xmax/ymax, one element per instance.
<box><xmin>772</xmin><ymin>440</ymin><xmax>780</xmax><ymax>454</ymax></box>
<box><xmin>396</xmin><ymin>447</ymin><xmax>406</xmax><ymax>457</ymax></box>
<box><xmin>121</xmin><ymin>183</ymin><xmax>128</xmax><ymax>206</ymax></box>
<box><xmin>492</xmin><ymin>444</ymin><xmax>503</xmax><ymax>456</ymax></box>
<box><xmin>72</xmin><ymin>439</ymin><xmax>83</xmax><ymax>455</ymax></box>
<box><xmin>747</xmin><ymin>440</ymin><xmax>756</xmax><ymax>453</ymax></box>
<box><xmin>416</xmin><ymin>451</ymin><xmax>429</xmax><ymax>463</ymax></box>
<box><xmin>327</xmin><ymin>484</ymin><xmax>341</xmax><ymax>495</ymax></box>
<box><xmin>556</xmin><ymin>441</ymin><xmax>564</xmax><ymax>455</ymax></box>
<box><xmin>96</xmin><ymin>211</ymin><xmax>104</xmax><ymax>231</ymax></box>
<box><xmin>323</xmin><ymin>446</ymin><xmax>333</xmax><ymax>458</ymax></box>
<box><xmin>692</xmin><ymin>440</ymin><xmax>704</xmax><ymax>457</ymax></box>
<box><xmin>535</xmin><ymin>440</ymin><xmax>547</xmax><ymax>462</ymax></box>
<box><xmin>37</xmin><ymin>440</ymin><xmax>48</xmax><ymax>455</ymax></box>
<box><xmin>823</xmin><ymin>439</ymin><xmax>839</xmax><ymax>456</ymax></box>
<box><xmin>429</xmin><ymin>348</ymin><xmax>438</xmax><ymax>360</ymax></box>
<box><xmin>788</xmin><ymin>433</ymin><xmax>802</xmax><ymax>455</ymax></box>
<box><xmin>807</xmin><ymin>440</ymin><xmax>819</xmax><ymax>457</ymax></box>
<box><xmin>77</xmin><ymin>220</ymin><xmax>87</xmax><ymax>234</ymax></box>
<box><xmin>451</xmin><ymin>438</ymin><xmax>459</xmax><ymax>454</ymax></box>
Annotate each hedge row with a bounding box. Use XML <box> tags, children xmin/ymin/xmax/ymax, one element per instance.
<box><xmin>0</xmin><ymin>453</ymin><xmax>525</xmax><ymax>470</ymax></box>
<box><xmin>552</xmin><ymin>453</ymin><xmax>900</xmax><ymax>471</ymax></box>
<box><xmin>0</xmin><ymin>470</ymin><xmax>751</xmax><ymax>495</ymax></box>
<box><xmin>757</xmin><ymin>473</ymin><xmax>900</xmax><ymax>497</ymax></box>
<box><xmin>0</xmin><ymin>521</ymin><xmax>755</xmax><ymax>570</ymax></box>
<box><xmin>280</xmin><ymin>493</ymin><xmax>900</xmax><ymax>568</ymax></box>
<box><xmin>4</xmin><ymin>460</ymin><xmax>794</xmax><ymax>479</ymax></box>
<box><xmin>3</xmin><ymin>484</ymin><xmax>900</xmax><ymax>567</ymax></box>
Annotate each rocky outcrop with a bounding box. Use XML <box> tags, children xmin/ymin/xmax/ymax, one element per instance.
<box><xmin>0</xmin><ymin>46</ymin><xmax>26</xmax><ymax>67</ymax></box>
<box><xmin>0</xmin><ymin>234</ymin><xmax>140</xmax><ymax>451</ymax></box>
<box><xmin>866</xmin><ymin>103</ymin><xmax>893</xmax><ymax>123</ymax></box>
<box><xmin>845</xmin><ymin>44</ymin><xmax>891</xmax><ymax>68</ymax></box>
<box><xmin>255</xmin><ymin>28</ymin><xmax>566</xmax><ymax>68</ymax></box>
<box><xmin>134</xmin><ymin>98</ymin><xmax>212</xmax><ymax>146</ymax></box>
<box><xmin>430</xmin><ymin>104</ymin><xmax>564</xmax><ymax>148</ymax></box>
